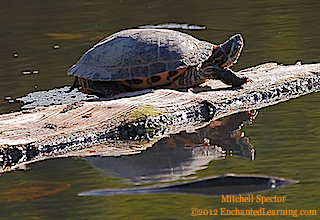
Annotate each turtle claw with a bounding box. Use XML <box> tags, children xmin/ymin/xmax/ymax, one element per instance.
<box><xmin>230</xmin><ymin>76</ymin><xmax>250</xmax><ymax>88</ymax></box>
<box><xmin>246</xmin><ymin>78</ymin><xmax>253</xmax><ymax>83</ymax></box>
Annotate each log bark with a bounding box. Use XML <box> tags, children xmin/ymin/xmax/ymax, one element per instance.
<box><xmin>0</xmin><ymin>62</ymin><xmax>320</xmax><ymax>172</ymax></box>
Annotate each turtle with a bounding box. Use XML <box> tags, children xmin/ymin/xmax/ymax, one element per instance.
<box><xmin>68</xmin><ymin>29</ymin><xmax>248</xmax><ymax>97</ymax></box>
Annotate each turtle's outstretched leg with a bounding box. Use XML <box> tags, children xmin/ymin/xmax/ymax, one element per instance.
<box><xmin>203</xmin><ymin>65</ymin><xmax>249</xmax><ymax>88</ymax></box>
<box><xmin>170</xmin><ymin>65</ymin><xmax>249</xmax><ymax>90</ymax></box>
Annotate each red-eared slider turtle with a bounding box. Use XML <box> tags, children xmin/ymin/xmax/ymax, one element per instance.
<box><xmin>68</xmin><ymin>29</ymin><xmax>248</xmax><ymax>97</ymax></box>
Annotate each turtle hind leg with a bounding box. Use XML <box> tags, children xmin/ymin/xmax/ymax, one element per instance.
<box><xmin>69</xmin><ymin>77</ymin><xmax>127</xmax><ymax>97</ymax></box>
<box><xmin>88</xmin><ymin>81</ymin><xmax>127</xmax><ymax>97</ymax></box>
<box><xmin>87</xmin><ymin>81</ymin><xmax>155</xmax><ymax>99</ymax></box>
<box><xmin>204</xmin><ymin>65</ymin><xmax>249</xmax><ymax>88</ymax></box>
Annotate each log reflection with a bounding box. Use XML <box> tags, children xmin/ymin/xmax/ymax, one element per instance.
<box><xmin>86</xmin><ymin>111</ymin><xmax>256</xmax><ymax>183</ymax></box>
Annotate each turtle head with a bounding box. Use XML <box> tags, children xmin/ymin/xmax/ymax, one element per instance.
<box><xmin>210</xmin><ymin>34</ymin><xmax>244</xmax><ymax>68</ymax></box>
<box><xmin>220</xmin><ymin>34</ymin><xmax>244</xmax><ymax>67</ymax></box>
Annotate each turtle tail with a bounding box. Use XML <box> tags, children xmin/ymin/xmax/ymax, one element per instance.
<box><xmin>68</xmin><ymin>77</ymin><xmax>79</xmax><ymax>93</ymax></box>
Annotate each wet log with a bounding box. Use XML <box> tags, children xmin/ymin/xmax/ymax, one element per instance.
<box><xmin>1</xmin><ymin>62</ymin><xmax>320</xmax><ymax>172</ymax></box>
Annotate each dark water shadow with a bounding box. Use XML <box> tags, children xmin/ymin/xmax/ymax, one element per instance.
<box><xmin>78</xmin><ymin>173</ymin><xmax>298</xmax><ymax>197</ymax></box>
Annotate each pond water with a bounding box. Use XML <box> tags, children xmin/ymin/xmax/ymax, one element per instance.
<box><xmin>1</xmin><ymin>0</ymin><xmax>320</xmax><ymax>219</ymax></box>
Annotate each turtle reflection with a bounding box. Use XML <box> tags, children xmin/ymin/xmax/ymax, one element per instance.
<box><xmin>86</xmin><ymin>111</ymin><xmax>256</xmax><ymax>184</ymax></box>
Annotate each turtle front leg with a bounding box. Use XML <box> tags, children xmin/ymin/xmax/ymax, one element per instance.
<box><xmin>203</xmin><ymin>65</ymin><xmax>249</xmax><ymax>88</ymax></box>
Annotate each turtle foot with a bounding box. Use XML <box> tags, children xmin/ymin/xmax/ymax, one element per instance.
<box><xmin>231</xmin><ymin>76</ymin><xmax>250</xmax><ymax>88</ymax></box>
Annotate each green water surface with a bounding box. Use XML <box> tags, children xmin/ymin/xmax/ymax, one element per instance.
<box><xmin>0</xmin><ymin>0</ymin><xmax>319</xmax><ymax>219</ymax></box>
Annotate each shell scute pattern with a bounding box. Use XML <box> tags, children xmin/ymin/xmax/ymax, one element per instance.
<box><xmin>113</xmin><ymin>68</ymin><xmax>131</xmax><ymax>80</ymax></box>
<box><xmin>130</xmin><ymin>65</ymin><xmax>149</xmax><ymax>77</ymax></box>
<box><xmin>68</xmin><ymin>29</ymin><xmax>214</xmax><ymax>81</ymax></box>
<box><xmin>158</xmin><ymin>39</ymin><xmax>181</xmax><ymax>61</ymax></box>
<box><xmin>149</xmin><ymin>62</ymin><xmax>167</xmax><ymax>75</ymax></box>
<box><xmin>134</xmin><ymin>40</ymin><xmax>159</xmax><ymax>63</ymax></box>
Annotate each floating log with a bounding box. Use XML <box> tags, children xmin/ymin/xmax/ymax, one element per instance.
<box><xmin>0</xmin><ymin>62</ymin><xmax>320</xmax><ymax>173</ymax></box>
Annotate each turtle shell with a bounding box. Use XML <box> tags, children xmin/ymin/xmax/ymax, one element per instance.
<box><xmin>67</xmin><ymin>29</ymin><xmax>214</xmax><ymax>81</ymax></box>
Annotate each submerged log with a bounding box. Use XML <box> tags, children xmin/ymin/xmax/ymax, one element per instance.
<box><xmin>0</xmin><ymin>62</ymin><xmax>320</xmax><ymax>172</ymax></box>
